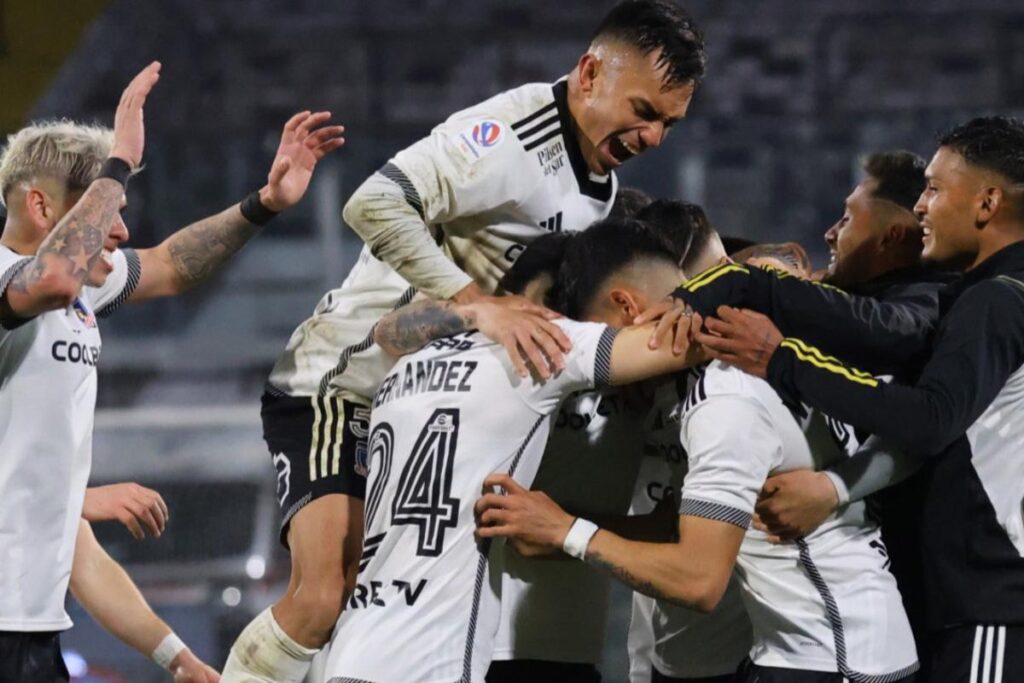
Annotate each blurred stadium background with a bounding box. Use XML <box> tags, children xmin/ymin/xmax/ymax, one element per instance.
<box><xmin>2</xmin><ymin>0</ymin><xmax>1024</xmax><ymax>680</ymax></box>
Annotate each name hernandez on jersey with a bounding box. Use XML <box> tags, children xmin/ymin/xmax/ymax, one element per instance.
<box><xmin>676</xmin><ymin>362</ymin><xmax>917</xmax><ymax>679</ymax></box>
<box><xmin>325</xmin><ymin>320</ymin><xmax>616</xmax><ymax>683</ymax></box>
<box><xmin>269</xmin><ymin>79</ymin><xmax>617</xmax><ymax>405</ymax></box>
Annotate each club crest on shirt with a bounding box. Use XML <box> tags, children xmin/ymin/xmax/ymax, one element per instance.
<box><xmin>70</xmin><ymin>298</ymin><xmax>96</xmax><ymax>329</ymax></box>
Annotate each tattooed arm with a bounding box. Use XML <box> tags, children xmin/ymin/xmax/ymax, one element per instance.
<box><xmin>474</xmin><ymin>473</ymin><xmax>743</xmax><ymax>612</ymax></box>
<box><xmin>2</xmin><ymin>180</ymin><xmax>126</xmax><ymax>319</ymax></box>
<box><xmin>127</xmin><ymin>110</ymin><xmax>345</xmax><ymax>301</ymax></box>
<box><xmin>374</xmin><ymin>296</ymin><xmax>572</xmax><ymax>379</ymax></box>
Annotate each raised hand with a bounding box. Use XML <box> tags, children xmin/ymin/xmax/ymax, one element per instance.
<box><xmin>259</xmin><ymin>111</ymin><xmax>346</xmax><ymax>212</ymax></box>
<box><xmin>82</xmin><ymin>483</ymin><xmax>169</xmax><ymax>540</ymax></box>
<box><xmin>109</xmin><ymin>61</ymin><xmax>162</xmax><ymax>168</ymax></box>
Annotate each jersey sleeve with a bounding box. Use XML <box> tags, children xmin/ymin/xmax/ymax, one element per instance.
<box><xmin>343</xmin><ymin>114</ymin><xmax>537</xmax><ymax>300</ymax></box>
<box><xmin>767</xmin><ymin>277</ymin><xmax>1024</xmax><ymax>456</ymax></box>
<box><xmin>86</xmin><ymin>248</ymin><xmax>142</xmax><ymax>317</ymax></box>
<box><xmin>519</xmin><ymin>319</ymin><xmax>618</xmax><ymax>413</ymax></box>
<box><xmin>674</xmin><ymin>264</ymin><xmax>940</xmax><ymax>374</ymax></box>
<box><xmin>677</xmin><ymin>393</ymin><xmax>782</xmax><ymax>529</ymax></box>
<box><xmin>0</xmin><ymin>247</ymin><xmax>34</xmax><ymax>333</ymax></box>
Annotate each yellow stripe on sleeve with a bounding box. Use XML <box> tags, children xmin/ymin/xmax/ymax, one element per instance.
<box><xmin>779</xmin><ymin>339</ymin><xmax>879</xmax><ymax>387</ymax></box>
<box><xmin>684</xmin><ymin>263</ymin><xmax>750</xmax><ymax>293</ymax></box>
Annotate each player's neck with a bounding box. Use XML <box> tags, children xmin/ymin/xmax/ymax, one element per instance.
<box><xmin>0</xmin><ymin>219</ymin><xmax>40</xmax><ymax>256</ymax></box>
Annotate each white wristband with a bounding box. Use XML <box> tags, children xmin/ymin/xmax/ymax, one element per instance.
<box><xmin>152</xmin><ymin>632</ymin><xmax>187</xmax><ymax>670</ymax></box>
<box><xmin>562</xmin><ymin>517</ymin><xmax>599</xmax><ymax>560</ymax></box>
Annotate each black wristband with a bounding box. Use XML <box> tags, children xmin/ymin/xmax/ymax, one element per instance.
<box><xmin>97</xmin><ymin>157</ymin><xmax>132</xmax><ymax>188</ymax></box>
<box><xmin>240</xmin><ymin>191</ymin><xmax>279</xmax><ymax>225</ymax></box>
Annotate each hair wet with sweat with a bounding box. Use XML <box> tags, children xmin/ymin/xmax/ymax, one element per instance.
<box><xmin>862</xmin><ymin>150</ymin><xmax>926</xmax><ymax>213</ymax></box>
<box><xmin>552</xmin><ymin>217</ymin><xmax>678</xmax><ymax>319</ymax></box>
<box><xmin>636</xmin><ymin>198</ymin><xmax>715</xmax><ymax>273</ymax></box>
<box><xmin>0</xmin><ymin>120</ymin><xmax>114</xmax><ymax>208</ymax></box>
<box><xmin>592</xmin><ymin>0</ymin><xmax>706</xmax><ymax>90</ymax></box>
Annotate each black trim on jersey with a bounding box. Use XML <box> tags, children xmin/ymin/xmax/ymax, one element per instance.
<box><xmin>329</xmin><ymin>678</ymin><xmax>375</xmax><ymax>683</ymax></box>
<box><xmin>511</xmin><ymin>101</ymin><xmax>557</xmax><ymax>133</ymax></box>
<box><xmin>796</xmin><ymin>539</ymin><xmax>919</xmax><ymax>683</ymax></box>
<box><xmin>594</xmin><ymin>327</ymin><xmax>618</xmax><ymax>387</ymax></box>
<box><xmin>679</xmin><ymin>497</ymin><xmax>751</xmax><ymax>529</ymax></box>
<box><xmin>358</xmin><ymin>532</ymin><xmax>386</xmax><ymax>573</ymax></box>
<box><xmin>317</xmin><ymin>286</ymin><xmax>418</xmax><ymax>396</ymax></box>
<box><xmin>460</xmin><ymin>414</ymin><xmax>545</xmax><ymax>683</ymax></box>
<box><xmin>377</xmin><ymin>162</ymin><xmax>424</xmax><ymax>220</ymax></box>
<box><xmin>551</xmin><ymin>81</ymin><xmax>614</xmax><ymax>202</ymax></box>
<box><xmin>0</xmin><ymin>257</ymin><xmax>33</xmax><ymax>330</ymax></box>
<box><xmin>96</xmin><ymin>248</ymin><xmax>141</xmax><ymax>318</ymax></box>
<box><xmin>516</xmin><ymin>113</ymin><xmax>559</xmax><ymax>144</ymax></box>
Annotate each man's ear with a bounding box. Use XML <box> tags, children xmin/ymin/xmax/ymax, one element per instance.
<box><xmin>23</xmin><ymin>187</ymin><xmax>57</xmax><ymax>232</ymax></box>
<box><xmin>976</xmin><ymin>186</ymin><xmax>1003</xmax><ymax>228</ymax></box>
<box><xmin>577</xmin><ymin>53</ymin><xmax>600</xmax><ymax>96</ymax></box>
<box><xmin>880</xmin><ymin>223</ymin><xmax>906</xmax><ymax>249</ymax></box>
<box><xmin>609</xmin><ymin>287</ymin><xmax>641</xmax><ymax>322</ymax></box>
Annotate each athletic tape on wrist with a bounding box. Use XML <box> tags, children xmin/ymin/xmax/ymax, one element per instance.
<box><xmin>240</xmin><ymin>190</ymin><xmax>279</xmax><ymax>225</ymax></box>
<box><xmin>562</xmin><ymin>518</ymin><xmax>599</xmax><ymax>560</ymax></box>
<box><xmin>152</xmin><ymin>632</ymin><xmax>187</xmax><ymax>670</ymax></box>
<box><xmin>97</xmin><ymin>157</ymin><xmax>132</xmax><ymax>188</ymax></box>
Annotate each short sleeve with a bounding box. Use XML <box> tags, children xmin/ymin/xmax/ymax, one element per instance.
<box><xmin>86</xmin><ymin>248</ymin><xmax>141</xmax><ymax>317</ymax></box>
<box><xmin>0</xmin><ymin>247</ymin><xmax>34</xmax><ymax>333</ymax></box>
<box><xmin>389</xmin><ymin>114</ymin><xmax>536</xmax><ymax>226</ymax></box>
<box><xmin>519</xmin><ymin>318</ymin><xmax>618</xmax><ymax>413</ymax></box>
<box><xmin>677</xmin><ymin>395</ymin><xmax>782</xmax><ymax>529</ymax></box>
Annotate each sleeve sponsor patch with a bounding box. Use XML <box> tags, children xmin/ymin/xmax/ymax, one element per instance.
<box><xmin>454</xmin><ymin>119</ymin><xmax>505</xmax><ymax>165</ymax></box>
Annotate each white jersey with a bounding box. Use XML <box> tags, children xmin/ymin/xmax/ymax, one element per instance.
<box><xmin>324</xmin><ymin>319</ymin><xmax>617</xmax><ymax>683</ymax></box>
<box><xmin>676</xmin><ymin>361</ymin><xmax>918</xmax><ymax>679</ymax></box>
<box><xmin>627</xmin><ymin>377</ymin><xmax>753</xmax><ymax>681</ymax></box>
<box><xmin>492</xmin><ymin>386</ymin><xmax>647</xmax><ymax>665</ymax></box>
<box><xmin>0</xmin><ymin>245</ymin><xmax>140</xmax><ymax>631</ymax></box>
<box><xmin>269</xmin><ymin>79</ymin><xmax>616</xmax><ymax>403</ymax></box>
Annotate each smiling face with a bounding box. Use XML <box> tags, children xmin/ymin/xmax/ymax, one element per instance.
<box><xmin>571</xmin><ymin>43</ymin><xmax>695</xmax><ymax>175</ymax></box>
<box><xmin>915</xmin><ymin>147</ymin><xmax>986</xmax><ymax>271</ymax></box>
<box><xmin>823</xmin><ymin>180</ymin><xmax>887</xmax><ymax>288</ymax></box>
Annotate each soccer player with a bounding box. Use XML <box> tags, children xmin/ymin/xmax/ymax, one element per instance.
<box><xmin>319</xmin><ymin>218</ymin><xmax>706</xmax><ymax>683</ymax></box>
<box><xmin>697</xmin><ymin>117</ymin><xmax>1024</xmax><ymax>680</ymax></box>
<box><xmin>0</xmin><ymin>64</ymin><xmax>343</xmax><ymax>682</ymax></box>
<box><xmin>228</xmin><ymin>3</ymin><xmax>707</xmax><ymax>680</ymax></box>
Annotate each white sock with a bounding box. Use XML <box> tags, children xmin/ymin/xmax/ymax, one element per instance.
<box><xmin>221</xmin><ymin>607</ymin><xmax>319</xmax><ymax>683</ymax></box>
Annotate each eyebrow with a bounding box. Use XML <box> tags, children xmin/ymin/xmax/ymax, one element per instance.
<box><xmin>631</xmin><ymin>97</ymin><xmax>682</xmax><ymax>126</ymax></box>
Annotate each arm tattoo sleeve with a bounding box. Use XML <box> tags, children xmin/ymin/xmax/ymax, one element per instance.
<box><xmin>8</xmin><ymin>179</ymin><xmax>123</xmax><ymax>295</ymax></box>
<box><xmin>165</xmin><ymin>205</ymin><xmax>261</xmax><ymax>289</ymax></box>
<box><xmin>374</xmin><ymin>300</ymin><xmax>476</xmax><ymax>355</ymax></box>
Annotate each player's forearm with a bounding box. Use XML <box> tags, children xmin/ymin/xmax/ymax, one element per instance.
<box><xmin>374</xmin><ymin>299</ymin><xmax>475</xmax><ymax>356</ymax></box>
<box><xmin>70</xmin><ymin>525</ymin><xmax>171</xmax><ymax>655</ymax></box>
<box><xmin>583</xmin><ymin>530</ymin><xmax>720</xmax><ymax>611</ymax></box>
<box><xmin>825</xmin><ymin>435</ymin><xmax>924</xmax><ymax>505</ymax></box>
<box><xmin>590</xmin><ymin>510</ymin><xmax>678</xmax><ymax>543</ymax></box>
<box><xmin>6</xmin><ymin>179</ymin><xmax>124</xmax><ymax>314</ymax></box>
<box><xmin>343</xmin><ymin>173</ymin><xmax>473</xmax><ymax>299</ymax></box>
<box><xmin>159</xmin><ymin>203</ymin><xmax>261</xmax><ymax>292</ymax></box>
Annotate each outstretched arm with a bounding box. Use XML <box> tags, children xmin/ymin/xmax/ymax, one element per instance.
<box><xmin>374</xmin><ymin>296</ymin><xmax>571</xmax><ymax>378</ymax></box>
<box><xmin>70</xmin><ymin>520</ymin><xmax>220</xmax><ymax>682</ymax></box>
<box><xmin>1</xmin><ymin>62</ymin><xmax>160</xmax><ymax>321</ymax></box>
<box><xmin>128</xmin><ymin>111</ymin><xmax>345</xmax><ymax>300</ymax></box>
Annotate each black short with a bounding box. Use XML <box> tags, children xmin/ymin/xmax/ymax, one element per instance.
<box><xmin>926</xmin><ymin>624</ymin><xmax>1024</xmax><ymax>683</ymax></box>
<box><xmin>734</xmin><ymin>659</ymin><xmax>915</xmax><ymax>683</ymax></box>
<box><xmin>652</xmin><ymin>666</ymin><xmax>733</xmax><ymax>683</ymax></box>
<box><xmin>262</xmin><ymin>389</ymin><xmax>371</xmax><ymax>547</ymax></box>
<box><xmin>0</xmin><ymin>631</ymin><xmax>69</xmax><ymax>683</ymax></box>
<box><xmin>486</xmin><ymin>660</ymin><xmax>601</xmax><ymax>683</ymax></box>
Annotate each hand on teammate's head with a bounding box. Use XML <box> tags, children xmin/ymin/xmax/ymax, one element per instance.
<box><xmin>109</xmin><ymin>61</ymin><xmax>161</xmax><ymax>168</ymax></box>
<box><xmin>82</xmin><ymin>482</ymin><xmax>169</xmax><ymax>541</ymax></box>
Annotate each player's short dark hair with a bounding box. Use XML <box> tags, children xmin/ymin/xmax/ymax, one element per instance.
<box><xmin>592</xmin><ymin>0</ymin><xmax>706</xmax><ymax>89</ymax></box>
<box><xmin>862</xmin><ymin>150</ymin><xmax>927</xmax><ymax>212</ymax></box>
<box><xmin>938</xmin><ymin>116</ymin><xmax>1024</xmax><ymax>185</ymax></box>
<box><xmin>609</xmin><ymin>186</ymin><xmax>654</xmax><ymax>219</ymax></box>
<box><xmin>636</xmin><ymin>199</ymin><xmax>716</xmax><ymax>274</ymax></box>
<box><xmin>721</xmin><ymin>236</ymin><xmax>755</xmax><ymax>256</ymax></box>
<box><xmin>552</xmin><ymin>217</ymin><xmax>678</xmax><ymax>319</ymax></box>
<box><xmin>499</xmin><ymin>232</ymin><xmax>575</xmax><ymax>296</ymax></box>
